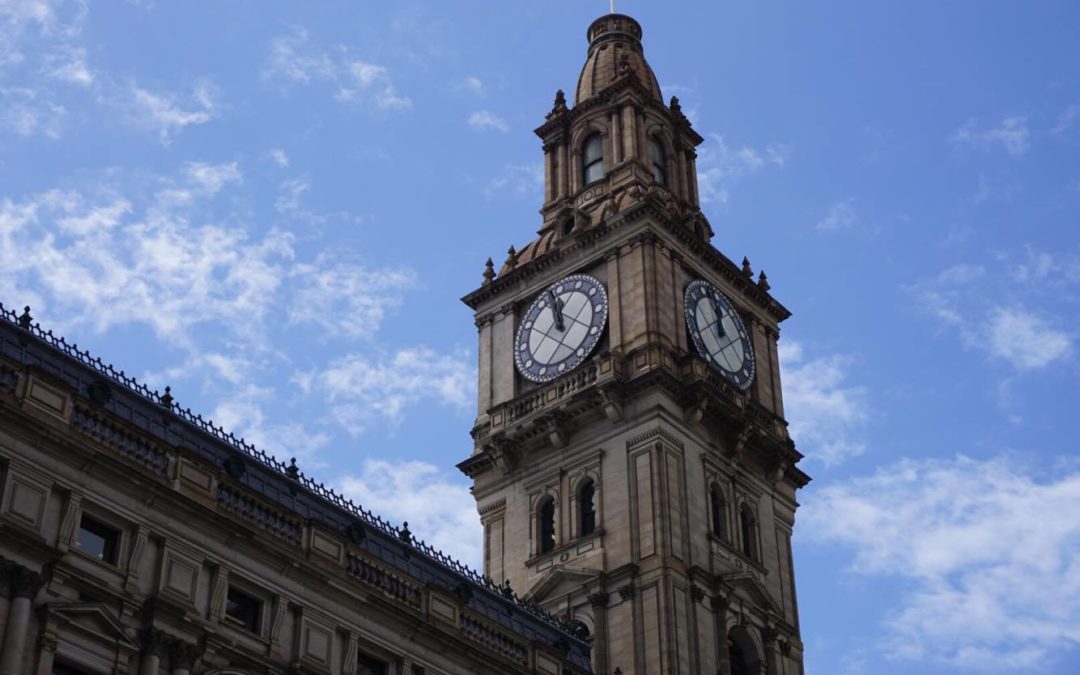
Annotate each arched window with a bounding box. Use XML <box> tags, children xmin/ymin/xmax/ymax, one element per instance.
<box><xmin>582</xmin><ymin>134</ymin><xmax>605</xmax><ymax>184</ymax></box>
<box><xmin>728</xmin><ymin>625</ymin><xmax>760</xmax><ymax>675</ymax></box>
<box><xmin>740</xmin><ymin>504</ymin><xmax>758</xmax><ymax>561</ymax></box>
<box><xmin>650</xmin><ymin>136</ymin><xmax>667</xmax><ymax>186</ymax></box>
<box><xmin>710</xmin><ymin>484</ymin><xmax>727</xmax><ymax>539</ymax></box>
<box><xmin>579</xmin><ymin>480</ymin><xmax>596</xmax><ymax>536</ymax></box>
<box><xmin>538</xmin><ymin>497</ymin><xmax>556</xmax><ymax>554</ymax></box>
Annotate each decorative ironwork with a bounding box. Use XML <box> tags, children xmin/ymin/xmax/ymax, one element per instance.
<box><xmin>0</xmin><ymin>302</ymin><xmax>586</xmax><ymax>640</ymax></box>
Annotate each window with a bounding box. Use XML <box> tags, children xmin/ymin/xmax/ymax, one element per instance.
<box><xmin>582</xmin><ymin>134</ymin><xmax>605</xmax><ymax>184</ymax></box>
<box><xmin>76</xmin><ymin>514</ymin><xmax>120</xmax><ymax>564</ymax></box>
<box><xmin>740</xmin><ymin>504</ymin><xmax>758</xmax><ymax>561</ymax></box>
<box><xmin>224</xmin><ymin>586</ymin><xmax>263</xmax><ymax>634</ymax></box>
<box><xmin>650</xmin><ymin>137</ymin><xmax>667</xmax><ymax>186</ymax></box>
<box><xmin>358</xmin><ymin>654</ymin><xmax>387</xmax><ymax>675</ymax></box>
<box><xmin>53</xmin><ymin>662</ymin><xmax>91</xmax><ymax>675</ymax></box>
<box><xmin>710</xmin><ymin>485</ymin><xmax>727</xmax><ymax>540</ymax></box>
<box><xmin>579</xmin><ymin>480</ymin><xmax>596</xmax><ymax>537</ymax></box>
<box><xmin>538</xmin><ymin>497</ymin><xmax>556</xmax><ymax>554</ymax></box>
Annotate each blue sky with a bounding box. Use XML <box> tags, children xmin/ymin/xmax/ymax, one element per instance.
<box><xmin>2</xmin><ymin>1</ymin><xmax>1078</xmax><ymax>673</ymax></box>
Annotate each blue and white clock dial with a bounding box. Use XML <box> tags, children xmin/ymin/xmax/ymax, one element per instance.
<box><xmin>684</xmin><ymin>280</ymin><xmax>756</xmax><ymax>390</ymax></box>
<box><xmin>515</xmin><ymin>274</ymin><xmax>608</xmax><ymax>383</ymax></box>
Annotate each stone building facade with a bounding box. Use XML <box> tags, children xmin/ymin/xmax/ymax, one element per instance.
<box><xmin>459</xmin><ymin>14</ymin><xmax>809</xmax><ymax>675</ymax></box>
<box><xmin>0</xmin><ymin>301</ymin><xmax>591</xmax><ymax>675</ymax></box>
<box><xmin>0</xmin><ymin>11</ymin><xmax>809</xmax><ymax>675</ymax></box>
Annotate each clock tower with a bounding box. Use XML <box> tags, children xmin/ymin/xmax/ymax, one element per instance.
<box><xmin>459</xmin><ymin>13</ymin><xmax>809</xmax><ymax>675</ymax></box>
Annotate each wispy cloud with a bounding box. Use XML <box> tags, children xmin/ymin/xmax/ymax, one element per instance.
<box><xmin>0</xmin><ymin>85</ymin><xmax>64</xmax><ymax>138</ymax></box>
<box><xmin>908</xmin><ymin>251</ymin><xmax>1074</xmax><ymax>374</ymax></box>
<box><xmin>340</xmin><ymin>459</ymin><xmax>481</xmax><ymax>567</ymax></box>
<box><xmin>461</xmin><ymin>76</ymin><xmax>484</xmax><ymax>94</ymax></box>
<box><xmin>696</xmin><ymin>133</ymin><xmax>788</xmax><ymax>205</ymax></box>
<box><xmin>263</xmin><ymin>28</ymin><xmax>411</xmax><ymax>111</ymax></box>
<box><xmin>43</xmin><ymin>44</ymin><xmax>93</xmax><ymax>86</ymax></box>
<box><xmin>313</xmin><ymin>347</ymin><xmax>473</xmax><ymax>435</ymax></box>
<box><xmin>266</xmin><ymin>148</ymin><xmax>289</xmax><ymax>167</ymax></box>
<box><xmin>802</xmin><ymin>455</ymin><xmax>1080</xmax><ymax>671</ymax></box>
<box><xmin>467</xmin><ymin>110</ymin><xmax>508</xmax><ymax>133</ymax></box>
<box><xmin>484</xmin><ymin>163</ymin><xmax>543</xmax><ymax>199</ymax></box>
<box><xmin>128</xmin><ymin>80</ymin><xmax>217</xmax><ymax>144</ymax></box>
<box><xmin>816</xmin><ymin>199</ymin><xmax>858</xmax><ymax>232</ymax></box>
<box><xmin>950</xmin><ymin>116</ymin><xmax>1031</xmax><ymax>156</ymax></box>
<box><xmin>1050</xmin><ymin>103</ymin><xmax>1080</xmax><ymax>136</ymax></box>
<box><xmin>779</xmin><ymin>341</ymin><xmax>868</xmax><ymax>465</ymax></box>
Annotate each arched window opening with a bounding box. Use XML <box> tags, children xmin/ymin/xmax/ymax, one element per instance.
<box><xmin>579</xmin><ymin>480</ymin><xmax>596</xmax><ymax>536</ymax></box>
<box><xmin>569</xmin><ymin>620</ymin><xmax>591</xmax><ymax>642</ymax></box>
<box><xmin>562</xmin><ymin>218</ymin><xmax>574</xmax><ymax>236</ymax></box>
<box><xmin>740</xmin><ymin>504</ymin><xmax>758</xmax><ymax>561</ymax></box>
<box><xmin>728</xmin><ymin>626</ymin><xmax>760</xmax><ymax>675</ymax></box>
<box><xmin>710</xmin><ymin>484</ymin><xmax>726</xmax><ymax>539</ymax></box>
<box><xmin>582</xmin><ymin>134</ymin><xmax>605</xmax><ymax>185</ymax></box>
<box><xmin>538</xmin><ymin>497</ymin><xmax>556</xmax><ymax>554</ymax></box>
<box><xmin>650</xmin><ymin>137</ymin><xmax>667</xmax><ymax>186</ymax></box>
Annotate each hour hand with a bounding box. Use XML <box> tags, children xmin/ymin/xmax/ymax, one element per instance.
<box><xmin>548</xmin><ymin>290</ymin><xmax>565</xmax><ymax>331</ymax></box>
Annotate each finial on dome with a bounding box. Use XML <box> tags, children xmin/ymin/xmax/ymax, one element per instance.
<box><xmin>482</xmin><ymin>258</ymin><xmax>495</xmax><ymax>285</ymax></box>
<box><xmin>758</xmin><ymin>271</ymin><xmax>771</xmax><ymax>292</ymax></box>
<box><xmin>741</xmin><ymin>257</ymin><xmax>753</xmax><ymax>278</ymax></box>
<box><xmin>504</xmin><ymin>245</ymin><xmax>518</xmax><ymax>271</ymax></box>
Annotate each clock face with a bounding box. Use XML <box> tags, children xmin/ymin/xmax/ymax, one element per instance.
<box><xmin>515</xmin><ymin>274</ymin><xmax>609</xmax><ymax>383</ymax></box>
<box><xmin>684</xmin><ymin>280</ymin><xmax>755</xmax><ymax>390</ymax></box>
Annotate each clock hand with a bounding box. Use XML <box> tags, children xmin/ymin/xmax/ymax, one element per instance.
<box><xmin>548</xmin><ymin>290</ymin><xmax>565</xmax><ymax>331</ymax></box>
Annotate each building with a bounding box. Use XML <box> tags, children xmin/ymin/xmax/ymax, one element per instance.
<box><xmin>459</xmin><ymin>13</ymin><xmax>809</xmax><ymax>675</ymax></box>
<box><xmin>0</xmin><ymin>11</ymin><xmax>808</xmax><ymax>675</ymax></box>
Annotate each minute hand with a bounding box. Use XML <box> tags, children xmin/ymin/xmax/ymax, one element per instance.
<box><xmin>548</xmin><ymin>290</ymin><xmax>565</xmax><ymax>331</ymax></box>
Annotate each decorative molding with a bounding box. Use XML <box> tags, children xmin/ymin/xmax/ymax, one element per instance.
<box><xmin>625</xmin><ymin>426</ymin><xmax>684</xmax><ymax>452</ymax></box>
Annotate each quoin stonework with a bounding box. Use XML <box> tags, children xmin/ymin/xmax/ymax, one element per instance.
<box><xmin>0</xmin><ymin>12</ymin><xmax>807</xmax><ymax>675</ymax></box>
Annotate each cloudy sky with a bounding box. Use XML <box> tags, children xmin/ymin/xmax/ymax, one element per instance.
<box><xmin>2</xmin><ymin>1</ymin><xmax>1078</xmax><ymax>673</ymax></box>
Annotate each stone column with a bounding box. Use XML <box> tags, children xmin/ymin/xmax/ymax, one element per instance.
<box><xmin>544</xmin><ymin>144</ymin><xmax>555</xmax><ymax>203</ymax></box>
<box><xmin>622</xmin><ymin>104</ymin><xmax>637</xmax><ymax>160</ymax></box>
<box><xmin>712</xmin><ymin>595</ymin><xmax>731</xmax><ymax>675</ymax></box>
<box><xmin>167</xmin><ymin>639</ymin><xmax>200</xmax><ymax>675</ymax></box>
<box><xmin>763</xmin><ymin>627</ymin><xmax>779</xmax><ymax>675</ymax></box>
<box><xmin>587</xmin><ymin>591</ymin><xmax>609</xmax><ymax>675</ymax></box>
<box><xmin>0</xmin><ymin>560</ymin><xmax>13</xmax><ymax>650</ymax></box>
<box><xmin>0</xmin><ymin>566</ymin><xmax>43</xmax><ymax>675</ymax></box>
<box><xmin>610</xmin><ymin>108</ymin><xmax>622</xmax><ymax>164</ymax></box>
<box><xmin>676</xmin><ymin>149</ymin><xmax>689</xmax><ymax>200</ymax></box>
<box><xmin>557</xmin><ymin>141</ymin><xmax>569</xmax><ymax>198</ymax></box>
<box><xmin>139</xmin><ymin>628</ymin><xmax>167</xmax><ymax>675</ymax></box>
<box><xmin>34</xmin><ymin>621</ymin><xmax>58</xmax><ymax>675</ymax></box>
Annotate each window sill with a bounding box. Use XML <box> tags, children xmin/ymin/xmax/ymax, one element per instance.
<box><xmin>525</xmin><ymin>528</ymin><xmax>605</xmax><ymax>567</ymax></box>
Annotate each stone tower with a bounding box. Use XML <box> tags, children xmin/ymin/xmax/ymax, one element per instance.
<box><xmin>460</xmin><ymin>13</ymin><xmax>809</xmax><ymax>675</ymax></box>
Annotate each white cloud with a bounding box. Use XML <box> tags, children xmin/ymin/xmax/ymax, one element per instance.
<box><xmin>184</xmin><ymin>161</ymin><xmax>241</xmax><ymax>195</ymax></box>
<box><xmin>986</xmin><ymin>307</ymin><xmax>1071</xmax><ymax>371</ymax></box>
<box><xmin>484</xmin><ymin>163</ymin><xmax>543</xmax><ymax>199</ymax></box>
<box><xmin>340</xmin><ymin>459</ymin><xmax>482</xmax><ymax>568</ymax></box>
<box><xmin>697</xmin><ymin>133</ymin><xmax>788</xmax><ymax>205</ymax></box>
<box><xmin>316</xmin><ymin>347</ymin><xmax>473</xmax><ymax>435</ymax></box>
<box><xmin>908</xmin><ymin>254</ymin><xmax>1074</xmax><ymax>373</ymax></box>
<box><xmin>264</xmin><ymin>29</ymin><xmax>411</xmax><ymax>111</ymax></box>
<box><xmin>467</xmin><ymin>110</ymin><xmax>508</xmax><ymax>133</ymax></box>
<box><xmin>44</xmin><ymin>45</ymin><xmax>92</xmax><ymax>86</ymax></box>
<box><xmin>288</xmin><ymin>260</ymin><xmax>416</xmax><ymax>340</ymax></box>
<box><xmin>950</xmin><ymin>116</ymin><xmax>1031</xmax><ymax>156</ymax></box>
<box><xmin>816</xmin><ymin>199</ymin><xmax>857</xmax><ymax>232</ymax></box>
<box><xmin>779</xmin><ymin>341</ymin><xmax>868</xmax><ymax>465</ymax></box>
<box><xmin>462</xmin><ymin>76</ymin><xmax>484</xmax><ymax>94</ymax></box>
<box><xmin>266</xmin><ymin>148</ymin><xmax>289</xmax><ymax>168</ymax></box>
<box><xmin>0</xmin><ymin>86</ymin><xmax>64</xmax><ymax>138</ymax></box>
<box><xmin>262</xmin><ymin>28</ymin><xmax>335</xmax><ymax>83</ymax></box>
<box><xmin>1051</xmin><ymin>103</ymin><xmax>1080</xmax><ymax>136</ymax></box>
<box><xmin>801</xmin><ymin>455</ymin><xmax>1080</xmax><ymax>671</ymax></box>
<box><xmin>129</xmin><ymin>81</ymin><xmax>216</xmax><ymax>143</ymax></box>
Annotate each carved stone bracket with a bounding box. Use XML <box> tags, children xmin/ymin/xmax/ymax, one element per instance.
<box><xmin>10</xmin><ymin>565</ymin><xmax>44</xmax><ymax>599</ymax></box>
<box><xmin>168</xmin><ymin>639</ymin><xmax>202</xmax><ymax>670</ymax></box>
<box><xmin>588</xmin><ymin>591</ymin><xmax>609</xmax><ymax>608</ymax></box>
<box><xmin>139</xmin><ymin>627</ymin><xmax>169</xmax><ymax>657</ymax></box>
<box><xmin>617</xmin><ymin>584</ymin><xmax>634</xmax><ymax>602</ymax></box>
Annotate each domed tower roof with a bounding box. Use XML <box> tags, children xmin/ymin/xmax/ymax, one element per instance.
<box><xmin>574</xmin><ymin>14</ymin><xmax>663</xmax><ymax>105</ymax></box>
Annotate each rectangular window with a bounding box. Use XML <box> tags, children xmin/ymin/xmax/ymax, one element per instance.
<box><xmin>53</xmin><ymin>662</ymin><xmax>91</xmax><ymax>675</ymax></box>
<box><xmin>77</xmin><ymin>514</ymin><xmax>120</xmax><ymax>564</ymax></box>
<box><xmin>224</xmin><ymin>587</ymin><xmax>263</xmax><ymax>634</ymax></box>
<box><xmin>357</xmin><ymin>654</ymin><xmax>387</xmax><ymax>675</ymax></box>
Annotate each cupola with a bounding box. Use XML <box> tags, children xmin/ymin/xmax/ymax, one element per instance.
<box><xmin>575</xmin><ymin>14</ymin><xmax>663</xmax><ymax>105</ymax></box>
